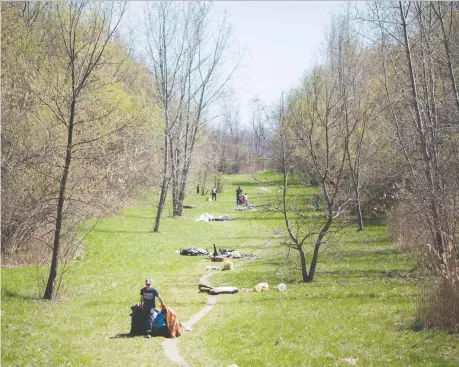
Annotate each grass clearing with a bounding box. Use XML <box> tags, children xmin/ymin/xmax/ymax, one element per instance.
<box><xmin>2</xmin><ymin>173</ymin><xmax>458</xmax><ymax>366</ymax></box>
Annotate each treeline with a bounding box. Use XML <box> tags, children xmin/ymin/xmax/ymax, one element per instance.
<box><xmin>1</xmin><ymin>2</ymin><xmax>165</xmax><ymax>297</ymax></box>
<box><xmin>257</xmin><ymin>2</ymin><xmax>458</xmax><ymax>330</ymax></box>
<box><xmin>1</xmin><ymin>1</ymin><xmax>238</xmax><ymax>299</ymax></box>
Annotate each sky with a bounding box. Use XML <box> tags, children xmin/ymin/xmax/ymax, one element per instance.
<box><xmin>211</xmin><ymin>1</ymin><xmax>347</xmax><ymax>125</ymax></box>
<box><xmin>125</xmin><ymin>1</ymin><xmax>347</xmax><ymax>126</ymax></box>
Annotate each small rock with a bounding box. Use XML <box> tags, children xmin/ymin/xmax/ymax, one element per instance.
<box><xmin>254</xmin><ymin>282</ymin><xmax>269</xmax><ymax>292</ymax></box>
<box><xmin>276</xmin><ymin>283</ymin><xmax>287</xmax><ymax>291</ymax></box>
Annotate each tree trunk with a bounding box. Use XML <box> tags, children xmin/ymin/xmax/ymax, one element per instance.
<box><xmin>298</xmin><ymin>246</ymin><xmax>309</xmax><ymax>282</ymax></box>
<box><xmin>171</xmin><ymin>137</ymin><xmax>180</xmax><ymax>217</ymax></box>
<box><xmin>44</xmin><ymin>99</ymin><xmax>76</xmax><ymax>300</ymax></box>
<box><xmin>433</xmin><ymin>3</ymin><xmax>459</xmax><ymax>113</ymax></box>
<box><xmin>154</xmin><ymin>177</ymin><xmax>168</xmax><ymax>233</ymax></box>
<box><xmin>306</xmin><ymin>216</ymin><xmax>333</xmax><ymax>282</ymax></box>
<box><xmin>176</xmin><ymin>164</ymin><xmax>189</xmax><ymax>217</ymax></box>
<box><xmin>201</xmin><ymin>169</ymin><xmax>207</xmax><ymax>196</ymax></box>
<box><xmin>154</xmin><ymin>130</ymin><xmax>169</xmax><ymax>233</ymax></box>
<box><xmin>399</xmin><ymin>2</ymin><xmax>446</xmax><ymax>255</ymax></box>
<box><xmin>352</xmin><ymin>171</ymin><xmax>364</xmax><ymax>231</ymax></box>
<box><xmin>175</xmin><ymin>122</ymin><xmax>199</xmax><ymax>217</ymax></box>
<box><xmin>355</xmin><ymin>191</ymin><xmax>364</xmax><ymax>231</ymax></box>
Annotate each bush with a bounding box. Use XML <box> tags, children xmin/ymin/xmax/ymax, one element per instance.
<box><xmin>388</xmin><ymin>201</ymin><xmax>459</xmax><ymax>332</ymax></box>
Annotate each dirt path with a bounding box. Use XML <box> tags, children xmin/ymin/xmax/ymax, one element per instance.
<box><xmin>162</xmin><ymin>246</ymin><xmax>267</xmax><ymax>366</ymax></box>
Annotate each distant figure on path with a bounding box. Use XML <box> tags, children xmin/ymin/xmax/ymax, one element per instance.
<box><xmin>236</xmin><ymin>186</ymin><xmax>242</xmax><ymax>205</ymax></box>
<box><xmin>197</xmin><ymin>183</ymin><xmax>200</xmax><ymax>194</ymax></box>
<box><xmin>140</xmin><ymin>279</ymin><xmax>165</xmax><ymax>335</ymax></box>
<box><xmin>211</xmin><ymin>187</ymin><xmax>217</xmax><ymax>201</ymax></box>
<box><xmin>315</xmin><ymin>196</ymin><xmax>321</xmax><ymax>210</ymax></box>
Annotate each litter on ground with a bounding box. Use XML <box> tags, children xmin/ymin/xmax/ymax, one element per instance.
<box><xmin>178</xmin><ymin>245</ymin><xmax>257</xmax><ymax>259</ymax></box>
<box><xmin>254</xmin><ymin>282</ymin><xmax>269</xmax><ymax>292</ymax></box>
<box><xmin>179</xmin><ymin>248</ymin><xmax>209</xmax><ymax>256</ymax></box>
<box><xmin>198</xmin><ymin>283</ymin><xmax>239</xmax><ymax>295</ymax></box>
<box><xmin>195</xmin><ymin>213</ymin><xmax>233</xmax><ymax>222</ymax></box>
<box><xmin>209</xmin><ymin>286</ymin><xmax>239</xmax><ymax>295</ymax></box>
<box><xmin>276</xmin><ymin>283</ymin><xmax>287</xmax><ymax>291</ymax></box>
<box><xmin>213</xmin><ymin>246</ymin><xmax>257</xmax><ymax>260</ymax></box>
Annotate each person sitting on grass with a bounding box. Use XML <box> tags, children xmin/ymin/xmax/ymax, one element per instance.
<box><xmin>241</xmin><ymin>192</ymin><xmax>247</xmax><ymax>206</ymax></box>
<box><xmin>140</xmin><ymin>279</ymin><xmax>164</xmax><ymax>337</ymax></box>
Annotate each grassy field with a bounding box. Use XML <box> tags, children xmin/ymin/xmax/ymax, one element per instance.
<box><xmin>2</xmin><ymin>173</ymin><xmax>458</xmax><ymax>366</ymax></box>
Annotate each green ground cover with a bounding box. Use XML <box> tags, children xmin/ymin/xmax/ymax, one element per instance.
<box><xmin>2</xmin><ymin>173</ymin><xmax>458</xmax><ymax>366</ymax></box>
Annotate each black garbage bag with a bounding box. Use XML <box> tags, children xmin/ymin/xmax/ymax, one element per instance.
<box><xmin>130</xmin><ymin>304</ymin><xmax>146</xmax><ymax>335</ymax></box>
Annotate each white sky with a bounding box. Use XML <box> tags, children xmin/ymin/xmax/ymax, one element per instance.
<box><xmin>125</xmin><ymin>1</ymin><xmax>348</xmax><ymax>126</ymax></box>
<box><xmin>212</xmin><ymin>1</ymin><xmax>347</xmax><ymax>124</ymax></box>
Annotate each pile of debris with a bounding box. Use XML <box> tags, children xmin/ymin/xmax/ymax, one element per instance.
<box><xmin>199</xmin><ymin>283</ymin><xmax>239</xmax><ymax>295</ymax></box>
<box><xmin>179</xmin><ymin>248</ymin><xmax>209</xmax><ymax>256</ymax></box>
<box><xmin>195</xmin><ymin>213</ymin><xmax>233</xmax><ymax>222</ymax></box>
<box><xmin>239</xmin><ymin>282</ymin><xmax>287</xmax><ymax>293</ymax></box>
<box><xmin>178</xmin><ymin>244</ymin><xmax>257</xmax><ymax>260</ymax></box>
<box><xmin>210</xmin><ymin>245</ymin><xmax>257</xmax><ymax>261</ymax></box>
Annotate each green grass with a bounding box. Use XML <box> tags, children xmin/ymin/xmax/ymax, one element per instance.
<box><xmin>2</xmin><ymin>172</ymin><xmax>458</xmax><ymax>366</ymax></box>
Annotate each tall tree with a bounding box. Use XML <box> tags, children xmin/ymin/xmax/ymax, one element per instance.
<box><xmin>33</xmin><ymin>1</ymin><xmax>127</xmax><ymax>299</ymax></box>
<box><xmin>144</xmin><ymin>1</ymin><xmax>239</xmax><ymax>231</ymax></box>
<box><xmin>366</xmin><ymin>1</ymin><xmax>458</xmax><ymax>258</ymax></box>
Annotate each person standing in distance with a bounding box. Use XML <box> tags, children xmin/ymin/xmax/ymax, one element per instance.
<box><xmin>236</xmin><ymin>186</ymin><xmax>242</xmax><ymax>205</ymax></box>
<box><xmin>211</xmin><ymin>187</ymin><xmax>217</xmax><ymax>201</ymax></box>
<box><xmin>140</xmin><ymin>279</ymin><xmax>164</xmax><ymax>335</ymax></box>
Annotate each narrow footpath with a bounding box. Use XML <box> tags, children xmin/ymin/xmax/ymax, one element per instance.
<box><xmin>162</xmin><ymin>245</ymin><xmax>268</xmax><ymax>366</ymax></box>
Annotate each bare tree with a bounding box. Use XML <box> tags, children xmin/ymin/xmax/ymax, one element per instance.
<box><xmin>362</xmin><ymin>0</ymin><xmax>459</xmax><ymax>330</ymax></box>
<box><xmin>366</xmin><ymin>1</ymin><xmax>458</xmax><ymax>257</ymax></box>
<box><xmin>258</xmin><ymin>71</ymin><xmax>351</xmax><ymax>282</ymax></box>
<box><xmin>143</xmin><ymin>2</ymin><xmax>239</xmax><ymax>229</ymax></box>
<box><xmin>30</xmin><ymin>1</ymin><xmax>128</xmax><ymax>299</ymax></box>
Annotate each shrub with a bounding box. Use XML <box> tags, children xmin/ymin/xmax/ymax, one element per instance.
<box><xmin>388</xmin><ymin>201</ymin><xmax>459</xmax><ymax>332</ymax></box>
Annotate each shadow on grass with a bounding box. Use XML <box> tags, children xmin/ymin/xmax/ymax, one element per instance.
<box><xmin>110</xmin><ymin>333</ymin><xmax>136</xmax><ymax>339</ymax></box>
<box><xmin>320</xmin><ymin>268</ymin><xmax>415</xmax><ymax>279</ymax></box>
<box><xmin>216</xmin><ymin>292</ymin><xmax>415</xmax><ymax>306</ymax></box>
<box><xmin>327</xmin><ymin>248</ymin><xmax>404</xmax><ymax>257</ymax></box>
<box><xmin>110</xmin><ymin>333</ymin><xmax>169</xmax><ymax>339</ymax></box>
<box><xmin>3</xmin><ymin>289</ymin><xmax>41</xmax><ymax>301</ymax></box>
<box><xmin>232</xmin><ymin>177</ymin><xmax>308</xmax><ymax>188</ymax></box>
<box><xmin>92</xmin><ymin>229</ymin><xmax>152</xmax><ymax>234</ymax></box>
